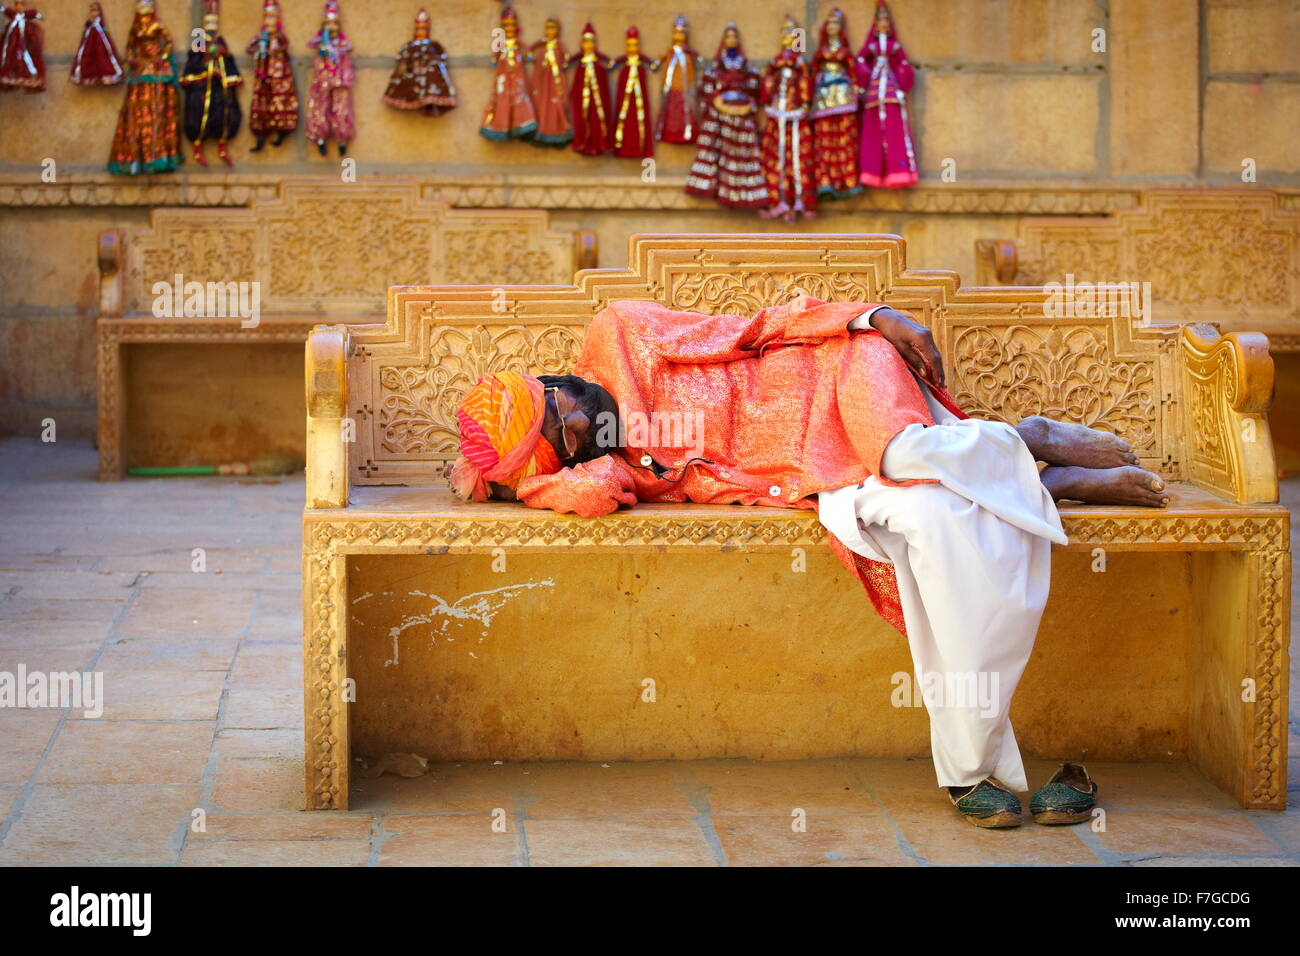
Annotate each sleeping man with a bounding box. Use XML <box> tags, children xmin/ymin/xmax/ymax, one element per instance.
<box><xmin>448</xmin><ymin>296</ymin><xmax>1168</xmax><ymax>828</ymax></box>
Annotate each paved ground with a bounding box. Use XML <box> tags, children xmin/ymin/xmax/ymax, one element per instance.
<box><xmin>0</xmin><ymin>437</ymin><xmax>1297</xmax><ymax>866</ymax></box>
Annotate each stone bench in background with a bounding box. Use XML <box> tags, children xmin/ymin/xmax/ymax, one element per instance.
<box><xmin>95</xmin><ymin>179</ymin><xmax>597</xmax><ymax>480</ymax></box>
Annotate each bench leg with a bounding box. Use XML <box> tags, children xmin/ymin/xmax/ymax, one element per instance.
<box><xmin>303</xmin><ymin>538</ymin><xmax>350</xmax><ymax>810</ymax></box>
<box><xmin>96</xmin><ymin>336</ymin><xmax>125</xmax><ymax>481</ymax></box>
<box><xmin>1189</xmin><ymin>547</ymin><xmax>1291</xmax><ymax>809</ymax></box>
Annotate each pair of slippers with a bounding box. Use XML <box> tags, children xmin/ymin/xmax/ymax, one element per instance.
<box><xmin>950</xmin><ymin>762</ymin><xmax>1097</xmax><ymax>828</ymax></box>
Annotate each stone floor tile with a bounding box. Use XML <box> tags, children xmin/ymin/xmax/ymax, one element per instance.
<box><xmin>0</xmin><ymin>710</ymin><xmax>62</xmax><ymax>785</ymax></box>
<box><xmin>190</xmin><ymin>811</ymin><xmax>372</xmax><ymax>841</ymax></box>
<box><xmin>213</xmin><ymin>727</ymin><xmax>303</xmax><ymax>760</ymax></box>
<box><xmin>180</xmin><ymin>840</ymin><xmax>370</xmax><ymax>866</ymax></box>
<box><xmin>38</xmin><ymin>720</ymin><xmax>215</xmax><ymax>784</ymax></box>
<box><xmin>67</xmin><ymin>670</ymin><xmax>227</xmax><ymax>721</ymax></box>
<box><xmin>117</xmin><ymin>587</ymin><xmax>256</xmax><ymax>639</ymax></box>
<box><xmin>377</xmin><ymin>814</ymin><xmax>522</xmax><ymax>866</ymax></box>
<box><xmin>891</xmin><ymin>807</ymin><xmax>1102</xmax><ymax>865</ymax></box>
<box><xmin>211</xmin><ymin>757</ymin><xmax>302</xmax><ymax>812</ymax></box>
<box><xmin>1095</xmin><ymin>812</ymin><xmax>1280</xmax><ymax>857</ymax></box>
<box><xmin>351</xmin><ymin>761</ymin><xmax>530</xmax><ymax>814</ymax></box>
<box><xmin>0</xmin><ymin>784</ymin><xmax>200</xmax><ymax>864</ymax></box>
<box><xmin>96</xmin><ymin>636</ymin><xmax>240</xmax><ymax>673</ymax></box>
<box><xmin>713</xmin><ymin>814</ymin><xmax>909</xmax><ymax>866</ymax></box>
<box><xmin>525</xmin><ymin>818</ymin><xmax>718</xmax><ymax>866</ymax></box>
<box><xmin>522</xmin><ymin>761</ymin><xmax>697</xmax><ymax>820</ymax></box>
<box><xmin>221</xmin><ymin>689</ymin><xmax>302</xmax><ymax>730</ymax></box>
<box><xmin>684</xmin><ymin>758</ymin><xmax>879</xmax><ymax>815</ymax></box>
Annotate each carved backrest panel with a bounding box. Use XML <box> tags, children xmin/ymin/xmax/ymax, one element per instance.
<box><xmin>345</xmin><ymin>233</ymin><xmax>1183</xmax><ymax>485</ymax></box>
<box><xmin>995</xmin><ymin>190</ymin><xmax>1300</xmax><ymax>336</ymax></box>
<box><xmin>121</xmin><ymin>180</ymin><xmax>585</xmax><ymax>317</ymax></box>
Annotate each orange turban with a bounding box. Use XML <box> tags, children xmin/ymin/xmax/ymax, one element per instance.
<box><xmin>449</xmin><ymin>372</ymin><xmax>562</xmax><ymax>502</ymax></box>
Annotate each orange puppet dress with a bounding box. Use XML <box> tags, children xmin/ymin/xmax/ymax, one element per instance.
<box><xmin>514</xmin><ymin>296</ymin><xmax>969</xmax><ymax>634</ymax></box>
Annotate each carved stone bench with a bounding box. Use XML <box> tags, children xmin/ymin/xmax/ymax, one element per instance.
<box><xmin>95</xmin><ymin>179</ymin><xmax>596</xmax><ymax>479</ymax></box>
<box><xmin>302</xmin><ymin>233</ymin><xmax>1290</xmax><ymax>812</ymax></box>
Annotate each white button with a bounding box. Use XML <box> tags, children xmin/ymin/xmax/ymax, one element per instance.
<box><xmin>640</xmin><ymin>455</ymin><xmax>653</xmax><ymax>466</ymax></box>
<box><xmin>769</xmin><ymin>485</ymin><xmax>782</xmax><ymax>497</ymax></box>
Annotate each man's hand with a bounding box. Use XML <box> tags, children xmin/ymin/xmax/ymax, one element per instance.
<box><xmin>866</xmin><ymin>307</ymin><xmax>945</xmax><ymax>388</ymax></box>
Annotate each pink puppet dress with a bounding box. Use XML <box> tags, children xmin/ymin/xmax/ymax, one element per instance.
<box><xmin>855</xmin><ymin>0</ymin><xmax>917</xmax><ymax>189</ymax></box>
<box><xmin>306</xmin><ymin>0</ymin><xmax>354</xmax><ymax>155</ymax></box>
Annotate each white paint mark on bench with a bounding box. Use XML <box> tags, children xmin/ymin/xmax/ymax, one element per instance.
<box><xmin>383</xmin><ymin>579</ymin><xmax>556</xmax><ymax>667</ymax></box>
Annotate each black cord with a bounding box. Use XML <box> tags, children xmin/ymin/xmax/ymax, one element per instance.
<box><xmin>625</xmin><ymin>455</ymin><xmax>716</xmax><ymax>483</ymax></box>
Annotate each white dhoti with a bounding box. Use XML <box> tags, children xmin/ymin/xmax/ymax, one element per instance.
<box><xmin>818</xmin><ymin>378</ymin><xmax>1068</xmax><ymax>792</ymax></box>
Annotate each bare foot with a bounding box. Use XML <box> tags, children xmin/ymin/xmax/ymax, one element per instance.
<box><xmin>1016</xmin><ymin>416</ymin><xmax>1138</xmax><ymax>469</ymax></box>
<box><xmin>1040</xmin><ymin>464</ymin><xmax>1169</xmax><ymax>507</ymax></box>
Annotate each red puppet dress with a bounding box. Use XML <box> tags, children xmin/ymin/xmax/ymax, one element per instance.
<box><xmin>856</xmin><ymin>0</ymin><xmax>917</xmax><ymax>189</ymax></box>
<box><xmin>810</xmin><ymin>8</ymin><xmax>860</xmax><ymax>198</ymax></box>
<box><xmin>685</xmin><ymin>24</ymin><xmax>766</xmax><ymax>209</ymax></box>
<box><xmin>527</xmin><ymin>17</ymin><xmax>570</xmax><ymax>147</ymax></box>
<box><xmin>107</xmin><ymin>1</ymin><xmax>182</xmax><ymax>175</ymax></box>
<box><xmin>611</xmin><ymin>26</ymin><xmax>653</xmax><ymax>159</ymax></box>
<box><xmin>246</xmin><ymin>0</ymin><xmax>298</xmax><ymax>146</ymax></box>
<box><xmin>759</xmin><ymin>18</ymin><xmax>816</xmax><ymax>220</ymax></box>
<box><xmin>566</xmin><ymin>23</ymin><xmax>611</xmax><ymax>156</ymax></box>
<box><xmin>71</xmin><ymin>2</ymin><xmax>123</xmax><ymax>86</ymax></box>
<box><xmin>655</xmin><ymin>15</ymin><xmax>697</xmax><ymax>145</ymax></box>
<box><xmin>0</xmin><ymin>2</ymin><xmax>43</xmax><ymax>92</ymax></box>
<box><xmin>479</xmin><ymin>6</ymin><xmax>536</xmax><ymax>141</ymax></box>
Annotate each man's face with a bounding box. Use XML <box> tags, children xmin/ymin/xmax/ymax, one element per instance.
<box><xmin>540</xmin><ymin>377</ymin><xmax>619</xmax><ymax>464</ymax></box>
<box><xmin>542</xmin><ymin>384</ymin><xmax>592</xmax><ymax>464</ymax></box>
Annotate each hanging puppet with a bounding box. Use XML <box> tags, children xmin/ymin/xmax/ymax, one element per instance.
<box><xmin>0</xmin><ymin>1</ymin><xmax>43</xmax><ymax>92</ymax></box>
<box><xmin>383</xmin><ymin>8</ymin><xmax>455</xmax><ymax>115</ymax></box>
<box><xmin>611</xmin><ymin>26</ymin><xmax>654</xmax><ymax>159</ymax></box>
<box><xmin>71</xmin><ymin>2</ymin><xmax>123</xmax><ymax>86</ymax></box>
<box><xmin>856</xmin><ymin>0</ymin><xmax>917</xmax><ymax>189</ymax></box>
<box><xmin>479</xmin><ymin>6</ymin><xmax>536</xmax><ymax>141</ymax></box>
<box><xmin>307</xmin><ymin>0</ymin><xmax>354</xmax><ymax>156</ymax></box>
<box><xmin>526</xmin><ymin>16</ymin><xmax>570</xmax><ymax>147</ymax></box>
<box><xmin>684</xmin><ymin>23</ymin><xmax>765</xmax><ymax>209</ymax></box>
<box><xmin>108</xmin><ymin>0</ymin><xmax>182</xmax><ymax>175</ymax></box>
<box><xmin>181</xmin><ymin>0</ymin><xmax>242</xmax><ymax>167</ymax></box>
<box><xmin>655</xmin><ymin>15</ymin><xmax>698</xmax><ymax>145</ymax></box>
<box><xmin>759</xmin><ymin>15</ymin><xmax>815</xmax><ymax>220</ymax></box>
<box><xmin>566</xmin><ymin>23</ymin><xmax>611</xmax><ymax>156</ymax></box>
<box><xmin>811</xmin><ymin>8</ymin><xmax>860</xmax><ymax>198</ymax></box>
<box><xmin>246</xmin><ymin>0</ymin><xmax>297</xmax><ymax>150</ymax></box>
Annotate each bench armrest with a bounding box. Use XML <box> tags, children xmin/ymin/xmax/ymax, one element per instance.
<box><xmin>1178</xmin><ymin>324</ymin><xmax>1277</xmax><ymax>504</ymax></box>
<box><xmin>305</xmin><ymin>324</ymin><xmax>350</xmax><ymax>509</ymax></box>
<box><xmin>98</xmin><ymin>229</ymin><xmax>123</xmax><ymax>318</ymax></box>
<box><xmin>974</xmin><ymin>238</ymin><xmax>1019</xmax><ymax>285</ymax></box>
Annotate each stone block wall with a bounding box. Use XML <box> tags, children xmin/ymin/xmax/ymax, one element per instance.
<box><xmin>0</xmin><ymin>0</ymin><xmax>1297</xmax><ymax>438</ymax></box>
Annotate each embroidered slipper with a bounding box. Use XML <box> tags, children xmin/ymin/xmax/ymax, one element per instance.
<box><xmin>948</xmin><ymin>777</ymin><xmax>1022</xmax><ymax>828</ymax></box>
<box><xmin>1029</xmin><ymin>762</ymin><xmax>1097</xmax><ymax>825</ymax></box>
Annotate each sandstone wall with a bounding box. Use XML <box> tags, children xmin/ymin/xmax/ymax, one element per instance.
<box><xmin>1</xmin><ymin>0</ymin><xmax>1297</xmax><ymax>438</ymax></box>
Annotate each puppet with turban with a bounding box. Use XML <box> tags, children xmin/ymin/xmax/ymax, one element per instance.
<box><xmin>449</xmin><ymin>372</ymin><xmax>562</xmax><ymax>502</ymax></box>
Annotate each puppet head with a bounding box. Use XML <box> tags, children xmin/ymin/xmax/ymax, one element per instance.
<box><xmin>322</xmin><ymin>0</ymin><xmax>340</xmax><ymax>32</ymax></box>
<box><xmin>413</xmin><ymin>8</ymin><xmax>429</xmax><ymax>40</ymax></box>
<box><xmin>819</xmin><ymin>7</ymin><xmax>847</xmax><ymax>47</ymax></box>
<box><xmin>261</xmin><ymin>0</ymin><xmax>281</xmax><ymax>29</ymax></box>
<box><xmin>202</xmin><ymin>0</ymin><xmax>219</xmax><ymax>35</ymax></box>
<box><xmin>874</xmin><ymin>0</ymin><xmax>895</xmax><ymax>37</ymax></box>
<box><xmin>671</xmin><ymin>15</ymin><xmax>688</xmax><ymax>46</ymax></box>
<box><xmin>500</xmin><ymin>6</ymin><xmax>518</xmax><ymax>40</ymax></box>
<box><xmin>580</xmin><ymin>22</ymin><xmax>597</xmax><ymax>56</ymax></box>
<box><xmin>544</xmin><ymin>16</ymin><xmax>560</xmax><ymax>41</ymax></box>
<box><xmin>625</xmin><ymin>25</ymin><xmax>640</xmax><ymax>58</ymax></box>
